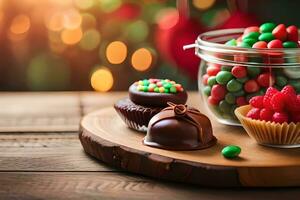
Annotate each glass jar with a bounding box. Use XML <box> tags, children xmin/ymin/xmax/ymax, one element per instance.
<box><xmin>185</xmin><ymin>29</ymin><xmax>300</xmax><ymax>126</ymax></box>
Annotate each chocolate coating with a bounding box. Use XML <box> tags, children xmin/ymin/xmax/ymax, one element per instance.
<box><xmin>144</xmin><ymin>103</ymin><xmax>217</xmax><ymax>150</ymax></box>
<box><xmin>129</xmin><ymin>84</ymin><xmax>188</xmax><ymax>107</ymax></box>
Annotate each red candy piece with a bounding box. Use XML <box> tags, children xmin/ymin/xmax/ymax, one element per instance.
<box><xmin>272</xmin><ymin>112</ymin><xmax>289</xmax><ymax>124</ymax></box>
<box><xmin>272</xmin><ymin>24</ymin><xmax>287</xmax><ymax>41</ymax></box>
<box><xmin>236</xmin><ymin>96</ymin><xmax>247</xmax><ymax>106</ymax></box>
<box><xmin>267</xmin><ymin>39</ymin><xmax>283</xmax><ymax>48</ymax></box>
<box><xmin>206</xmin><ymin>65</ymin><xmax>221</xmax><ymax>76</ymax></box>
<box><xmin>260</xmin><ymin>108</ymin><xmax>274</xmax><ymax>122</ymax></box>
<box><xmin>246</xmin><ymin>108</ymin><xmax>261</xmax><ymax>120</ymax></box>
<box><xmin>244</xmin><ymin>26</ymin><xmax>260</xmax><ymax>35</ymax></box>
<box><xmin>231</xmin><ymin>66</ymin><xmax>247</xmax><ymax>78</ymax></box>
<box><xmin>244</xmin><ymin>80</ymin><xmax>260</xmax><ymax>93</ymax></box>
<box><xmin>281</xmin><ymin>85</ymin><xmax>300</xmax><ymax>112</ymax></box>
<box><xmin>286</xmin><ymin>25</ymin><xmax>299</xmax><ymax>42</ymax></box>
<box><xmin>271</xmin><ymin>92</ymin><xmax>285</xmax><ymax>112</ymax></box>
<box><xmin>208</xmin><ymin>96</ymin><xmax>220</xmax><ymax>105</ymax></box>
<box><xmin>257</xmin><ymin>73</ymin><xmax>275</xmax><ymax>87</ymax></box>
<box><xmin>263</xmin><ymin>87</ymin><xmax>279</xmax><ymax>110</ymax></box>
<box><xmin>202</xmin><ymin>74</ymin><xmax>209</xmax><ymax>85</ymax></box>
<box><xmin>249</xmin><ymin>96</ymin><xmax>264</xmax><ymax>108</ymax></box>
<box><xmin>252</xmin><ymin>41</ymin><xmax>267</xmax><ymax>48</ymax></box>
<box><xmin>211</xmin><ymin>84</ymin><xmax>227</xmax><ymax>101</ymax></box>
<box><xmin>237</xmin><ymin>36</ymin><xmax>243</xmax><ymax>42</ymax></box>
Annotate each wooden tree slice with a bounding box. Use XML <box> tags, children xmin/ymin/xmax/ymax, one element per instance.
<box><xmin>79</xmin><ymin>107</ymin><xmax>300</xmax><ymax>187</ymax></box>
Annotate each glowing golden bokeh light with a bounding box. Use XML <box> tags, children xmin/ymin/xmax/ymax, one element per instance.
<box><xmin>106</xmin><ymin>41</ymin><xmax>127</xmax><ymax>64</ymax></box>
<box><xmin>75</xmin><ymin>0</ymin><xmax>94</xmax><ymax>10</ymax></box>
<box><xmin>10</xmin><ymin>14</ymin><xmax>31</xmax><ymax>34</ymax></box>
<box><xmin>63</xmin><ymin>9</ymin><xmax>82</xmax><ymax>29</ymax></box>
<box><xmin>131</xmin><ymin>48</ymin><xmax>152</xmax><ymax>71</ymax></box>
<box><xmin>46</xmin><ymin>13</ymin><xmax>64</xmax><ymax>31</ymax></box>
<box><xmin>91</xmin><ymin>67</ymin><xmax>114</xmax><ymax>92</ymax></box>
<box><xmin>193</xmin><ymin>0</ymin><xmax>215</xmax><ymax>10</ymax></box>
<box><xmin>61</xmin><ymin>27</ymin><xmax>83</xmax><ymax>45</ymax></box>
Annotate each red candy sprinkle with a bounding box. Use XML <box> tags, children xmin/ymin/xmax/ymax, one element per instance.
<box><xmin>249</xmin><ymin>96</ymin><xmax>264</xmax><ymax>108</ymax></box>
<box><xmin>211</xmin><ymin>84</ymin><xmax>227</xmax><ymax>101</ymax></box>
<box><xmin>207</xmin><ymin>65</ymin><xmax>221</xmax><ymax>76</ymax></box>
<box><xmin>208</xmin><ymin>96</ymin><xmax>220</xmax><ymax>105</ymax></box>
<box><xmin>286</xmin><ymin>25</ymin><xmax>299</xmax><ymax>42</ymax></box>
<box><xmin>252</xmin><ymin>41</ymin><xmax>267</xmax><ymax>48</ymax></box>
<box><xmin>244</xmin><ymin>26</ymin><xmax>260</xmax><ymax>35</ymax></box>
<box><xmin>202</xmin><ymin>74</ymin><xmax>209</xmax><ymax>85</ymax></box>
<box><xmin>257</xmin><ymin>73</ymin><xmax>275</xmax><ymax>87</ymax></box>
<box><xmin>244</xmin><ymin>80</ymin><xmax>260</xmax><ymax>93</ymax></box>
<box><xmin>231</xmin><ymin>66</ymin><xmax>247</xmax><ymax>78</ymax></box>
<box><xmin>246</xmin><ymin>108</ymin><xmax>261</xmax><ymax>120</ymax></box>
<box><xmin>272</xmin><ymin>24</ymin><xmax>287</xmax><ymax>41</ymax></box>
<box><xmin>236</xmin><ymin>96</ymin><xmax>247</xmax><ymax>106</ymax></box>
<box><xmin>272</xmin><ymin>112</ymin><xmax>289</xmax><ymax>124</ymax></box>
<box><xmin>267</xmin><ymin>39</ymin><xmax>283</xmax><ymax>48</ymax></box>
<box><xmin>260</xmin><ymin>108</ymin><xmax>274</xmax><ymax>122</ymax></box>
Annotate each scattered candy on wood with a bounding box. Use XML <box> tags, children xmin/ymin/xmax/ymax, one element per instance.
<box><xmin>222</xmin><ymin>145</ymin><xmax>241</xmax><ymax>158</ymax></box>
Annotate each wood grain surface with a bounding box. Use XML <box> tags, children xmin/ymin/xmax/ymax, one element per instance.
<box><xmin>0</xmin><ymin>92</ymin><xmax>299</xmax><ymax>199</ymax></box>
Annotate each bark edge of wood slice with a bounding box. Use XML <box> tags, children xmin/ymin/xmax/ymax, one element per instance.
<box><xmin>79</xmin><ymin>107</ymin><xmax>300</xmax><ymax>187</ymax></box>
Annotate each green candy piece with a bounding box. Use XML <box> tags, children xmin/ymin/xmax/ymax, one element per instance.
<box><xmin>222</xmin><ymin>145</ymin><xmax>241</xmax><ymax>158</ymax></box>
<box><xmin>138</xmin><ymin>85</ymin><xmax>144</xmax><ymax>91</ymax></box>
<box><xmin>232</xmin><ymin>90</ymin><xmax>245</xmax><ymax>97</ymax></box>
<box><xmin>143</xmin><ymin>86</ymin><xmax>148</xmax><ymax>92</ymax></box>
<box><xmin>203</xmin><ymin>86</ymin><xmax>211</xmax><ymax>96</ymax></box>
<box><xmin>230</xmin><ymin>105</ymin><xmax>238</xmax><ymax>116</ymax></box>
<box><xmin>225</xmin><ymin>93</ymin><xmax>236</xmax><ymax>104</ymax></box>
<box><xmin>289</xmin><ymin>79</ymin><xmax>300</xmax><ymax>93</ymax></box>
<box><xmin>225</xmin><ymin>39</ymin><xmax>237</xmax><ymax>46</ymax></box>
<box><xmin>170</xmin><ymin>86</ymin><xmax>177</xmax><ymax>93</ymax></box>
<box><xmin>237</xmin><ymin>42</ymin><xmax>251</xmax><ymax>48</ymax></box>
<box><xmin>260</xmin><ymin>22</ymin><xmax>276</xmax><ymax>33</ymax></box>
<box><xmin>163</xmin><ymin>83</ymin><xmax>172</xmax><ymax>89</ymax></box>
<box><xmin>142</xmin><ymin>79</ymin><xmax>150</xmax><ymax>86</ymax></box>
<box><xmin>219</xmin><ymin>100</ymin><xmax>232</xmax><ymax>114</ymax></box>
<box><xmin>227</xmin><ymin>79</ymin><xmax>243</xmax><ymax>92</ymax></box>
<box><xmin>275</xmin><ymin>76</ymin><xmax>288</xmax><ymax>87</ymax></box>
<box><xmin>247</xmin><ymin>67</ymin><xmax>261</xmax><ymax>78</ymax></box>
<box><xmin>154</xmin><ymin>87</ymin><xmax>159</xmax><ymax>93</ymax></box>
<box><xmin>258</xmin><ymin>33</ymin><xmax>275</xmax><ymax>42</ymax></box>
<box><xmin>216</xmin><ymin>71</ymin><xmax>233</xmax><ymax>85</ymax></box>
<box><xmin>243</xmin><ymin>38</ymin><xmax>257</xmax><ymax>46</ymax></box>
<box><xmin>207</xmin><ymin>76</ymin><xmax>217</xmax><ymax>87</ymax></box>
<box><xmin>164</xmin><ymin>88</ymin><xmax>169</xmax><ymax>93</ymax></box>
<box><xmin>242</xmin><ymin>32</ymin><xmax>260</xmax><ymax>40</ymax></box>
<box><xmin>221</xmin><ymin>66</ymin><xmax>232</xmax><ymax>71</ymax></box>
<box><xmin>283</xmin><ymin>41</ymin><xmax>298</xmax><ymax>48</ymax></box>
<box><xmin>236</xmin><ymin>77</ymin><xmax>249</xmax><ymax>83</ymax></box>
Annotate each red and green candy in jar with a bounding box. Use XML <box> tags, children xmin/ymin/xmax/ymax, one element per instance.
<box><xmin>202</xmin><ymin>22</ymin><xmax>300</xmax><ymax>120</ymax></box>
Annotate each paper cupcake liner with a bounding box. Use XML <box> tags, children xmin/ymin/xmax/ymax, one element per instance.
<box><xmin>235</xmin><ymin>105</ymin><xmax>300</xmax><ymax>146</ymax></box>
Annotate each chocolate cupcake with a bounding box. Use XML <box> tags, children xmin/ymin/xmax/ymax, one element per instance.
<box><xmin>144</xmin><ymin>102</ymin><xmax>217</xmax><ymax>150</ymax></box>
<box><xmin>114</xmin><ymin>79</ymin><xmax>188</xmax><ymax>132</ymax></box>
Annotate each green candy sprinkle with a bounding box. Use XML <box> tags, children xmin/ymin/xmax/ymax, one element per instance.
<box><xmin>247</xmin><ymin>67</ymin><xmax>261</xmax><ymax>78</ymax></box>
<box><xmin>283</xmin><ymin>41</ymin><xmax>298</xmax><ymax>48</ymax></box>
<box><xmin>216</xmin><ymin>71</ymin><xmax>233</xmax><ymax>85</ymax></box>
<box><xmin>207</xmin><ymin>76</ymin><xmax>217</xmax><ymax>86</ymax></box>
<box><xmin>225</xmin><ymin>93</ymin><xmax>236</xmax><ymax>104</ymax></box>
<box><xmin>260</xmin><ymin>22</ymin><xmax>276</xmax><ymax>33</ymax></box>
<box><xmin>143</xmin><ymin>79</ymin><xmax>150</xmax><ymax>86</ymax></box>
<box><xmin>232</xmin><ymin>89</ymin><xmax>245</xmax><ymax>97</ymax></box>
<box><xmin>242</xmin><ymin>32</ymin><xmax>260</xmax><ymax>40</ymax></box>
<box><xmin>219</xmin><ymin>100</ymin><xmax>232</xmax><ymax>114</ymax></box>
<box><xmin>226</xmin><ymin>79</ymin><xmax>243</xmax><ymax>92</ymax></box>
<box><xmin>222</xmin><ymin>145</ymin><xmax>241</xmax><ymax>158</ymax></box>
<box><xmin>154</xmin><ymin>87</ymin><xmax>159</xmax><ymax>93</ymax></box>
<box><xmin>243</xmin><ymin>38</ymin><xmax>257</xmax><ymax>46</ymax></box>
<box><xmin>258</xmin><ymin>32</ymin><xmax>275</xmax><ymax>42</ymax></box>
<box><xmin>236</xmin><ymin>77</ymin><xmax>249</xmax><ymax>83</ymax></box>
<box><xmin>163</xmin><ymin>83</ymin><xmax>172</xmax><ymax>89</ymax></box>
<box><xmin>237</xmin><ymin>42</ymin><xmax>251</xmax><ymax>48</ymax></box>
<box><xmin>170</xmin><ymin>86</ymin><xmax>177</xmax><ymax>93</ymax></box>
<box><xmin>143</xmin><ymin>86</ymin><xmax>148</xmax><ymax>92</ymax></box>
<box><xmin>221</xmin><ymin>66</ymin><xmax>232</xmax><ymax>71</ymax></box>
<box><xmin>275</xmin><ymin>76</ymin><xmax>288</xmax><ymax>87</ymax></box>
<box><xmin>137</xmin><ymin>85</ymin><xmax>144</xmax><ymax>91</ymax></box>
<box><xmin>203</xmin><ymin>86</ymin><xmax>211</xmax><ymax>96</ymax></box>
<box><xmin>225</xmin><ymin>39</ymin><xmax>237</xmax><ymax>46</ymax></box>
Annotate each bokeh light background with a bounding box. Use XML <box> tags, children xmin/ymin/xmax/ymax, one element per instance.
<box><xmin>0</xmin><ymin>0</ymin><xmax>299</xmax><ymax>92</ymax></box>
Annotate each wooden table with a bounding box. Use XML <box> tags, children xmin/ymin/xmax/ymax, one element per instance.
<box><xmin>0</xmin><ymin>92</ymin><xmax>299</xmax><ymax>200</ymax></box>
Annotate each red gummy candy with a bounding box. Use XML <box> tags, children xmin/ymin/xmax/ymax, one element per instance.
<box><xmin>260</xmin><ymin>108</ymin><xmax>274</xmax><ymax>122</ymax></box>
<box><xmin>207</xmin><ymin>65</ymin><xmax>221</xmax><ymax>76</ymax></box>
<box><xmin>257</xmin><ymin>73</ymin><xmax>275</xmax><ymax>87</ymax></box>
<box><xmin>244</xmin><ymin>26</ymin><xmax>260</xmax><ymax>35</ymax></box>
<box><xmin>246</xmin><ymin>108</ymin><xmax>261</xmax><ymax>120</ymax></box>
<box><xmin>272</xmin><ymin>112</ymin><xmax>289</xmax><ymax>124</ymax></box>
<box><xmin>249</xmin><ymin>96</ymin><xmax>264</xmax><ymax>108</ymax></box>
<box><xmin>271</xmin><ymin>92</ymin><xmax>285</xmax><ymax>112</ymax></box>
<box><xmin>263</xmin><ymin>87</ymin><xmax>279</xmax><ymax>109</ymax></box>
<box><xmin>208</xmin><ymin>96</ymin><xmax>220</xmax><ymax>105</ymax></box>
<box><xmin>244</xmin><ymin>80</ymin><xmax>260</xmax><ymax>93</ymax></box>
<box><xmin>252</xmin><ymin>41</ymin><xmax>267</xmax><ymax>48</ymax></box>
<box><xmin>286</xmin><ymin>25</ymin><xmax>299</xmax><ymax>42</ymax></box>
<box><xmin>211</xmin><ymin>84</ymin><xmax>227</xmax><ymax>101</ymax></box>
<box><xmin>267</xmin><ymin>39</ymin><xmax>283</xmax><ymax>48</ymax></box>
<box><xmin>272</xmin><ymin>24</ymin><xmax>287</xmax><ymax>41</ymax></box>
<box><xmin>231</xmin><ymin>66</ymin><xmax>247</xmax><ymax>78</ymax></box>
<box><xmin>236</xmin><ymin>96</ymin><xmax>247</xmax><ymax>106</ymax></box>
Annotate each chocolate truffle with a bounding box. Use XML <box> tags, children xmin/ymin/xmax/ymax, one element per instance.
<box><xmin>114</xmin><ymin>79</ymin><xmax>188</xmax><ymax>132</ymax></box>
<box><xmin>144</xmin><ymin>102</ymin><xmax>217</xmax><ymax>150</ymax></box>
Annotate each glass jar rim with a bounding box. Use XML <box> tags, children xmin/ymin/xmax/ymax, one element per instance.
<box><xmin>192</xmin><ymin>28</ymin><xmax>300</xmax><ymax>67</ymax></box>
